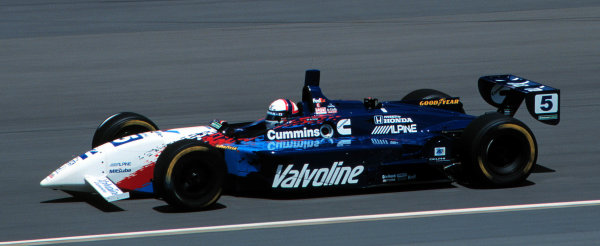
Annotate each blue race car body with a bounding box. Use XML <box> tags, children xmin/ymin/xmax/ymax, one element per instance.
<box><xmin>41</xmin><ymin>69</ymin><xmax>560</xmax><ymax>209</ymax></box>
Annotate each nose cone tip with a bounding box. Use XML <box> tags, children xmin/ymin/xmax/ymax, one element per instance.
<box><xmin>40</xmin><ymin>175</ymin><xmax>63</xmax><ymax>189</ymax></box>
<box><xmin>40</xmin><ymin>173</ymin><xmax>90</xmax><ymax>192</ymax></box>
<box><xmin>40</xmin><ymin>176</ymin><xmax>52</xmax><ymax>187</ymax></box>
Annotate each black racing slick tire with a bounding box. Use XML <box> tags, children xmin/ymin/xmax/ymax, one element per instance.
<box><xmin>401</xmin><ymin>89</ymin><xmax>452</xmax><ymax>101</ymax></box>
<box><xmin>401</xmin><ymin>89</ymin><xmax>465</xmax><ymax>113</ymax></box>
<box><xmin>92</xmin><ymin>112</ymin><xmax>159</xmax><ymax>148</ymax></box>
<box><xmin>153</xmin><ymin>139</ymin><xmax>226</xmax><ymax>210</ymax></box>
<box><xmin>461</xmin><ymin>113</ymin><xmax>537</xmax><ymax>186</ymax></box>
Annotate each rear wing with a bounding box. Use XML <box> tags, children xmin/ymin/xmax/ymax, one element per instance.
<box><xmin>478</xmin><ymin>75</ymin><xmax>560</xmax><ymax>125</ymax></box>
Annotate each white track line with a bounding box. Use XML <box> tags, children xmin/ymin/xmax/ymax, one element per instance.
<box><xmin>4</xmin><ymin>199</ymin><xmax>600</xmax><ymax>245</ymax></box>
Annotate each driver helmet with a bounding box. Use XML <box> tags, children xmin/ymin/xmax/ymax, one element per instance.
<box><xmin>266</xmin><ymin>99</ymin><xmax>299</xmax><ymax>129</ymax></box>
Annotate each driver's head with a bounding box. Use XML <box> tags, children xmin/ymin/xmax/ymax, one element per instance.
<box><xmin>266</xmin><ymin>99</ymin><xmax>299</xmax><ymax>129</ymax></box>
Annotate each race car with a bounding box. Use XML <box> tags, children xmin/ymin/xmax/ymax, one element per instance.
<box><xmin>41</xmin><ymin>69</ymin><xmax>560</xmax><ymax>210</ymax></box>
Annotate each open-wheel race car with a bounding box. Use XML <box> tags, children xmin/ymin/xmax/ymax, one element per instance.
<box><xmin>41</xmin><ymin>69</ymin><xmax>560</xmax><ymax>210</ymax></box>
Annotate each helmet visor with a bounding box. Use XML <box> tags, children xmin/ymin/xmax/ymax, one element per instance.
<box><xmin>266</xmin><ymin>111</ymin><xmax>285</xmax><ymax>122</ymax></box>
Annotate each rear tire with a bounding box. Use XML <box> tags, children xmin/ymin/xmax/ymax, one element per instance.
<box><xmin>153</xmin><ymin>139</ymin><xmax>226</xmax><ymax>210</ymax></box>
<box><xmin>402</xmin><ymin>89</ymin><xmax>451</xmax><ymax>101</ymax></box>
<box><xmin>461</xmin><ymin>113</ymin><xmax>537</xmax><ymax>186</ymax></box>
<box><xmin>92</xmin><ymin>112</ymin><xmax>158</xmax><ymax>148</ymax></box>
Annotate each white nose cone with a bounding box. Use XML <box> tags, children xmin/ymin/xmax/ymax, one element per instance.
<box><xmin>40</xmin><ymin>169</ymin><xmax>85</xmax><ymax>191</ymax></box>
<box><xmin>40</xmin><ymin>176</ymin><xmax>52</xmax><ymax>187</ymax></box>
<box><xmin>40</xmin><ymin>149</ymin><xmax>105</xmax><ymax>192</ymax></box>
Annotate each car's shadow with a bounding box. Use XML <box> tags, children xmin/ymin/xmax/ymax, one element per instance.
<box><xmin>150</xmin><ymin>182</ymin><xmax>456</xmax><ymax>213</ymax></box>
<box><xmin>41</xmin><ymin>164</ymin><xmax>555</xmax><ymax>212</ymax></box>
<box><xmin>233</xmin><ymin>164</ymin><xmax>555</xmax><ymax>199</ymax></box>
<box><xmin>232</xmin><ymin>181</ymin><xmax>457</xmax><ymax>200</ymax></box>
<box><xmin>41</xmin><ymin>191</ymin><xmax>229</xmax><ymax>213</ymax></box>
<box><xmin>457</xmin><ymin>164</ymin><xmax>554</xmax><ymax>190</ymax></box>
<box><xmin>153</xmin><ymin>203</ymin><xmax>227</xmax><ymax>213</ymax></box>
<box><xmin>531</xmin><ymin>163</ymin><xmax>556</xmax><ymax>173</ymax></box>
<box><xmin>41</xmin><ymin>191</ymin><xmax>125</xmax><ymax>212</ymax></box>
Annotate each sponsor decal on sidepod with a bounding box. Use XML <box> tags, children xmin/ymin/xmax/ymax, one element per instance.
<box><xmin>374</xmin><ymin>115</ymin><xmax>413</xmax><ymax>124</ymax></box>
<box><xmin>267</xmin><ymin>119</ymin><xmax>352</xmax><ymax>140</ymax></box>
<box><xmin>371</xmin><ymin>124</ymin><xmax>417</xmax><ymax>134</ymax></box>
<box><xmin>272</xmin><ymin>161</ymin><xmax>364</xmax><ymax>188</ymax></box>
<box><xmin>267</xmin><ymin>127</ymin><xmax>321</xmax><ymax>140</ymax></box>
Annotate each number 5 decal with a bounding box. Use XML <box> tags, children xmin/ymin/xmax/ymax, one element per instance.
<box><xmin>534</xmin><ymin>94</ymin><xmax>558</xmax><ymax>114</ymax></box>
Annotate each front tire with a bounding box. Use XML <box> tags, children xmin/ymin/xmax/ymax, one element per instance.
<box><xmin>153</xmin><ymin>140</ymin><xmax>226</xmax><ymax>210</ymax></box>
<box><xmin>92</xmin><ymin>112</ymin><xmax>158</xmax><ymax>148</ymax></box>
<box><xmin>461</xmin><ymin>113</ymin><xmax>537</xmax><ymax>186</ymax></box>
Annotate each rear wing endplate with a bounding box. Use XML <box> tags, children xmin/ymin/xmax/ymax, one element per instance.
<box><xmin>478</xmin><ymin>75</ymin><xmax>560</xmax><ymax>125</ymax></box>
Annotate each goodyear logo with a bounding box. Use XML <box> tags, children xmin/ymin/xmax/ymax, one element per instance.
<box><xmin>419</xmin><ymin>98</ymin><xmax>459</xmax><ymax>106</ymax></box>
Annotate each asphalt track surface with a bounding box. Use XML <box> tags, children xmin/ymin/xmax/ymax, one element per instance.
<box><xmin>1</xmin><ymin>0</ymin><xmax>600</xmax><ymax>245</ymax></box>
